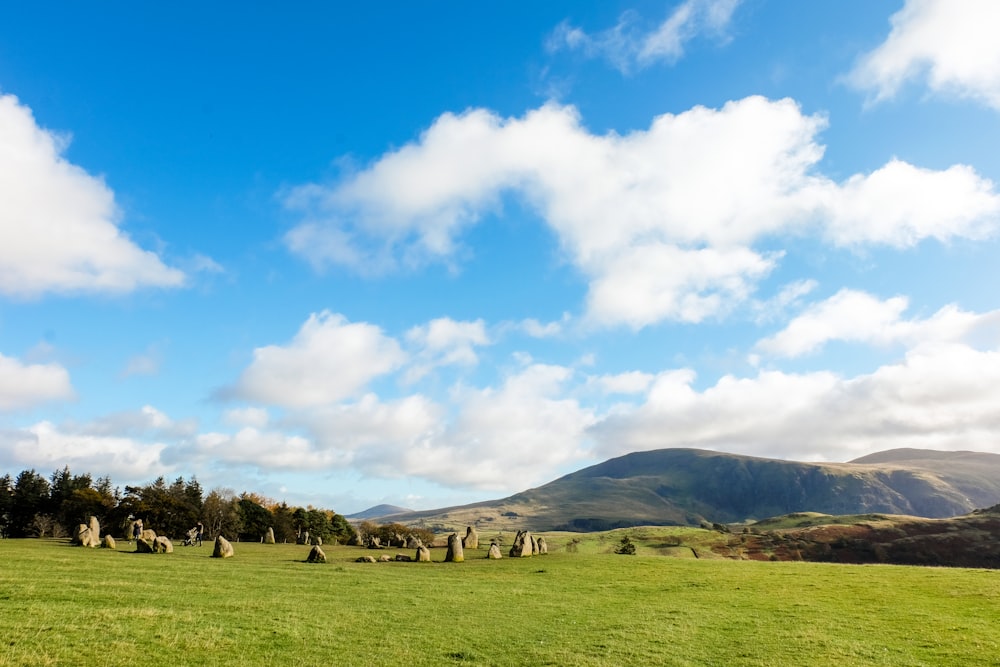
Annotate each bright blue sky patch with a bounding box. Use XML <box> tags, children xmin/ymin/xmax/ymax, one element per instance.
<box><xmin>2</xmin><ymin>1</ymin><xmax>1000</xmax><ymax>513</ymax></box>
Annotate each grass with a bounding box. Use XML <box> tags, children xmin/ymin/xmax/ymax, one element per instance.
<box><xmin>1</xmin><ymin>534</ymin><xmax>999</xmax><ymax>666</ymax></box>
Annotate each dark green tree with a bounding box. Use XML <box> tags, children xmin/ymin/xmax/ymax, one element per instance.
<box><xmin>236</xmin><ymin>495</ymin><xmax>273</xmax><ymax>541</ymax></box>
<box><xmin>0</xmin><ymin>473</ymin><xmax>13</xmax><ymax>537</ymax></box>
<box><xmin>10</xmin><ymin>469</ymin><xmax>51</xmax><ymax>537</ymax></box>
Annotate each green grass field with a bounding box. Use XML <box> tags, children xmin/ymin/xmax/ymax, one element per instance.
<box><xmin>1</xmin><ymin>534</ymin><xmax>998</xmax><ymax>666</ymax></box>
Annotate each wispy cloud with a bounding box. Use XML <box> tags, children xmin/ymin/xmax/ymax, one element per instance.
<box><xmin>546</xmin><ymin>0</ymin><xmax>742</xmax><ymax>74</ymax></box>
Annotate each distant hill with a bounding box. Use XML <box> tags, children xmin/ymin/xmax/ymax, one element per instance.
<box><xmin>345</xmin><ymin>504</ymin><xmax>413</xmax><ymax>521</ymax></box>
<box><xmin>380</xmin><ymin>448</ymin><xmax>1000</xmax><ymax>532</ymax></box>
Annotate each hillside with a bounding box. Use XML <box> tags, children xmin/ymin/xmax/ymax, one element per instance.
<box><xmin>381</xmin><ymin>448</ymin><xmax>1000</xmax><ymax>532</ymax></box>
<box><xmin>345</xmin><ymin>504</ymin><xmax>413</xmax><ymax>521</ymax></box>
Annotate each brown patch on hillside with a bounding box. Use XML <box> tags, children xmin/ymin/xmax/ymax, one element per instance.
<box><xmin>722</xmin><ymin>511</ymin><xmax>1000</xmax><ymax>568</ymax></box>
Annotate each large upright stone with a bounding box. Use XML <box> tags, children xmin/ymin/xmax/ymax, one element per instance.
<box><xmin>445</xmin><ymin>533</ymin><xmax>464</xmax><ymax>562</ymax></box>
<box><xmin>212</xmin><ymin>536</ymin><xmax>234</xmax><ymax>558</ymax></box>
<box><xmin>509</xmin><ymin>530</ymin><xmax>533</xmax><ymax>557</ymax></box>
<box><xmin>416</xmin><ymin>545</ymin><xmax>431</xmax><ymax>562</ymax></box>
<box><xmin>153</xmin><ymin>536</ymin><xmax>174</xmax><ymax>553</ymax></box>
<box><xmin>536</xmin><ymin>536</ymin><xmax>548</xmax><ymax>554</ymax></box>
<box><xmin>264</xmin><ymin>527</ymin><xmax>275</xmax><ymax>544</ymax></box>
<box><xmin>102</xmin><ymin>535</ymin><xmax>117</xmax><ymax>549</ymax></box>
<box><xmin>141</xmin><ymin>529</ymin><xmax>157</xmax><ymax>542</ymax></box>
<box><xmin>136</xmin><ymin>538</ymin><xmax>154</xmax><ymax>553</ymax></box>
<box><xmin>87</xmin><ymin>516</ymin><xmax>101</xmax><ymax>547</ymax></box>
<box><xmin>462</xmin><ymin>526</ymin><xmax>479</xmax><ymax>549</ymax></box>
<box><xmin>306</xmin><ymin>545</ymin><xmax>326</xmax><ymax>563</ymax></box>
<box><xmin>487</xmin><ymin>543</ymin><xmax>503</xmax><ymax>559</ymax></box>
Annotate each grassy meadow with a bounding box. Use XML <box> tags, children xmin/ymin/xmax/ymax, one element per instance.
<box><xmin>1</xmin><ymin>530</ymin><xmax>999</xmax><ymax>666</ymax></box>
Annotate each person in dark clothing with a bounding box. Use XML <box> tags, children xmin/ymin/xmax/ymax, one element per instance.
<box><xmin>195</xmin><ymin>522</ymin><xmax>204</xmax><ymax>547</ymax></box>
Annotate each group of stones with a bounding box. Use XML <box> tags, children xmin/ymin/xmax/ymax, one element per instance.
<box><xmin>73</xmin><ymin>517</ymin><xmax>547</xmax><ymax>565</ymax></box>
<box><xmin>71</xmin><ymin>516</ymin><xmax>236</xmax><ymax>558</ymax></box>
<box><xmin>352</xmin><ymin>526</ymin><xmax>547</xmax><ymax>564</ymax></box>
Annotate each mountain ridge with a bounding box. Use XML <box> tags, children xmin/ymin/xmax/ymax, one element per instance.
<box><xmin>378</xmin><ymin>447</ymin><xmax>1000</xmax><ymax>532</ymax></box>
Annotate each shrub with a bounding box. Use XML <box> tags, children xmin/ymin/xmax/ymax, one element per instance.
<box><xmin>615</xmin><ymin>535</ymin><xmax>637</xmax><ymax>555</ymax></box>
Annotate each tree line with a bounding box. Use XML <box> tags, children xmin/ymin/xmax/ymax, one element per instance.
<box><xmin>0</xmin><ymin>467</ymin><xmax>356</xmax><ymax>545</ymax></box>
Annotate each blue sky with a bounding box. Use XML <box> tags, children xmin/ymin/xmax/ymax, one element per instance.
<box><xmin>3</xmin><ymin>1</ymin><xmax>1000</xmax><ymax>513</ymax></box>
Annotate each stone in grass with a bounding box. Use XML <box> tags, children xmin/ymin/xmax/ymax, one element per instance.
<box><xmin>509</xmin><ymin>530</ymin><xmax>533</xmax><ymax>558</ymax></box>
<box><xmin>356</xmin><ymin>555</ymin><xmax>377</xmax><ymax>563</ymax></box>
<box><xmin>153</xmin><ymin>536</ymin><xmax>174</xmax><ymax>553</ymax></box>
<box><xmin>416</xmin><ymin>545</ymin><xmax>431</xmax><ymax>562</ymax></box>
<box><xmin>445</xmin><ymin>533</ymin><xmax>464</xmax><ymax>563</ymax></box>
<box><xmin>462</xmin><ymin>526</ymin><xmax>479</xmax><ymax>549</ymax></box>
<box><xmin>306</xmin><ymin>545</ymin><xmax>326</xmax><ymax>563</ymax></box>
<box><xmin>536</xmin><ymin>537</ymin><xmax>548</xmax><ymax>555</ymax></box>
<box><xmin>213</xmin><ymin>536</ymin><xmax>235</xmax><ymax>559</ymax></box>
<box><xmin>264</xmin><ymin>527</ymin><xmax>275</xmax><ymax>544</ymax></box>
<box><xmin>141</xmin><ymin>529</ymin><xmax>157</xmax><ymax>542</ymax></box>
<box><xmin>378</xmin><ymin>554</ymin><xmax>392</xmax><ymax>562</ymax></box>
<box><xmin>102</xmin><ymin>534</ymin><xmax>116</xmax><ymax>549</ymax></box>
<box><xmin>395</xmin><ymin>554</ymin><xmax>412</xmax><ymax>562</ymax></box>
<box><xmin>136</xmin><ymin>538</ymin><xmax>155</xmax><ymax>553</ymax></box>
<box><xmin>487</xmin><ymin>543</ymin><xmax>503</xmax><ymax>559</ymax></box>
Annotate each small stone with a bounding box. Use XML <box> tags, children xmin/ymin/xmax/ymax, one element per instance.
<box><xmin>306</xmin><ymin>545</ymin><xmax>326</xmax><ymax>563</ymax></box>
<box><xmin>487</xmin><ymin>543</ymin><xmax>503</xmax><ymax>559</ymax></box>
<box><xmin>416</xmin><ymin>545</ymin><xmax>431</xmax><ymax>562</ymax></box>
<box><xmin>102</xmin><ymin>535</ymin><xmax>116</xmax><ymax>549</ymax></box>
<box><xmin>152</xmin><ymin>536</ymin><xmax>174</xmax><ymax>553</ymax></box>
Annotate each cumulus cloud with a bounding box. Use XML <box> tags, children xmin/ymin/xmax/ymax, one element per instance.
<box><xmin>209</xmin><ymin>364</ymin><xmax>594</xmax><ymax>491</ymax></box>
<box><xmin>228</xmin><ymin>311</ymin><xmax>406</xmax><ymax>408</ymax></box>
<box><xmin>0</xmin><ymin>353</ymin><xmax>74</xmax><ymax>411</ymax></box>
<box><xmin>0</xmin><ymin>420</ymin><xmax>169</xmax><ymax>481</ymax></box>
<box><xmin>547</xmin><ymin>0</ymin><xmax>742</xmax><ymax>73</ymax></box>
<box><xmin>590</xmin><ymin>341</ymin><xmax>1000</xmax><ymax>462</ymax></box>
<box><xmin>0</xmin><ymin>93</ymin><xmax>185</xmax><ymax>298</ymax></box>
<box><xmin>757</xmin><ymin>289</ymin><xmax>1000</xmax><ymax>358</ymax></box>
<box><xmin>848</xmin><ymin>0</ymin><xmax>1000</xmax><ymax>110</ymax></box>
<box><xmin>285</xmin><ymin>97</ymin><xmax>1000</xmax><ymax>328</ymax></box>
<box><xmin>404</xmin><ymin>317</ymin><xmax>490</xmax><ymax>382</ymax></box>
<box><xmin>589</xmin><ymin>371</ymin><xmax>655</xmax><ymax>395</ymax></box>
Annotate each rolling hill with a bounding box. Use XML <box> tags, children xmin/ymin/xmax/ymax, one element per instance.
<box><xmin>378</xmin><ymin>448</ymin><xmax>1000</xmax><ymax>532</ymax></box>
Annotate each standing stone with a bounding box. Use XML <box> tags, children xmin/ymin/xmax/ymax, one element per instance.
<box><xmin>306</xmin><ymin>545</ymin><xmax>326</xmax><ymax>563</ymax></box>
<box><xmin>536</xmin><ymin>536</ymin><xmax>548</xmax><ymax>555</ymax></box>
<box><xmin>152</xmin><ymin>536</ymin><xmax>174</xmax><ymax>553</ymax></box>
<box><xmin>298</xmin><ymin>531</ymin><xmax>310</xmax><ymax>545</ymax></box>
<box><xmin>509</xmin><ymin>530</ymin><xmax>533</xmax><ymax>557</ymax></box>
<box><xmin>102</xmin><ymin>535</ymin><xmax>117</xmax><ymax>549</ymax></box>
<box><xmin>445</xmin><ymin>533</ymin><xmax>464</xmax><ymax>562</ymax></box>
<box><xmin>487</xmin><ymin>543</ymin><xmax>503</xmax><ymax>559</ymax></box>
<box><xmin>531</xmin><ymin>536</ymin><xmax>540</xmax><ymax>555</ymax></box>
<box><xmin>212</xmin><ymin>536</ymin><xmax>234</xmax><ymax>558</ymax></box>
<box><xmin>462</xmin><ymin>526</ymin><xmax>479</xmax><ymax>549</ymax></box>
<box><xmin>315</xmin><ymin>536</ymin><xmax>322</xmax><ymax>546</ymax></box>
<box><xmin>75</xmin><ymin>524</ymin><xmax>91</xmax><ymax>547</ymax></box>
<box><xmin>264</xmin><ymin>527</ymin><xmax>275</xmax><ymax>544</ymax></box>
<box><xmin>141</xmin><ymin>529</ymin><xmax>157</xmax><ymax>542</ymax></box>
<box><xmin>416</xmin><ymin>545</ymin><xmax>431</xmax><ymax>562</ymax></box>
<box><xmin>406</xmin><ymin>535</ymin><xmax>422</xmax><ymax>549</ymax></box>
<box><xmin>136</xmin><ymin>538</ymin><xmax>155</xmax><ymax>553</ymax></box>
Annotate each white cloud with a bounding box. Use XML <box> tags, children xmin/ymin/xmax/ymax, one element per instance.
<box><xmin>848</xmin><ymin>0</ymin><xmax>1000</xmax><ymax>110</ymax></box>
<box><xmin>404</xmin><ymin>317</ymin><xmax>489</xmax><ymax>382</ymax></box>
<box><xmin>0</xmin><ymin>93</ymin><xmax>185</xmax><ymax>297</ymax></box>
<box><xmin>591</xmin><ymin>341</ymin><xmax>1000</xmax><ymax>462</ymax></box>
<box><xmin>79</xmin><ymin>405</ymin><xmax>198</xmax><ymax>439</ymax></box>
<box><xmin>0</xmin><ymin>353</ymin><xmax>74</xmax><ymax>411</ymax></box>
<box><xmin>230</xmin><ymin>311</ymin><xmax>406</xmax><ymax>408</ymax></box>
<box><xmin>223</xmin><ymin>407</ymin><xmax>270</xmax><ymax>429</ymax></box>
<box><xmin>590</xmin><ymin>371</ymin><xmax>655</xmax><ymax>395</ymax></box>
<box><xmin>219</xmin><ymin>364</ymin><xmax>594</xmax><ymax>491</ymax></box>
<box><xmin>757</xmin><ymin>289</ymin><xmax>1000</xmax><ymax>358</ymax></box>
<box><xmin>0</xmin><ymin>420</ymin><xmax>168</xmax><ymax>480</ymax></box>
<box><xmin>547</xmin><ymin>0</ymin><xmax>742</xmax><ymax>73</ymax></box>
<box><xmin>286</xmin><ymin>96</ymin><xmax>1000</xmax><ymax>328</ymax></box>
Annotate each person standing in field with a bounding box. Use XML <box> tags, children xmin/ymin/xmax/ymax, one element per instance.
<box><xmin>132</xmin><ymin>520</ymin><xmax>142</xmax><ymax>543</ymax></box>
<box><xmin>196</xmin><ymin>522</ymin><xmax>204</xmax><ymax>547</ymax></box>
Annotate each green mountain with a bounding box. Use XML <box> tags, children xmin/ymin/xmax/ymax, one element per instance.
<box><xmin>383</xmin><ymin>448</ymin><xmax>1000</xmax><ymax>532</ymax></box>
